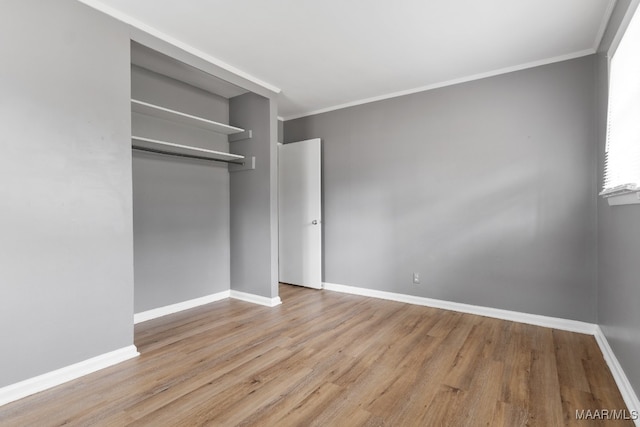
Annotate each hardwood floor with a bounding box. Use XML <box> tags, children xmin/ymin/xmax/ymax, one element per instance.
<box><xmin>0</xmin><ymin>284</ymin><xmax>632</xmax><ymax>426</ymax></box>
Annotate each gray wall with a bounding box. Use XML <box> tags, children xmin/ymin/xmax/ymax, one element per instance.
<box><xmin>131</xmin><ymin>66</ymin><xmax>231</xmax><ymax>312</ymax></box>
<box><xmin>229</xmin><ymin>94</ymin><xmax>279</xmax><ymax>298</ymax></box>
<box><xmin>596</xmin><ymin>0</ymin><xmax>640</xmax><ymax>400</ymax></box>
<box><xmin>285</xmin><ymin>56</ymin><xmax>598</xmax><ymax>322</ymax></box>
<box><xmin>278</xmin><ymin>119</ymin><xmax>284</xmax><ymax>143</ymax></box>
<box><xmin>0</xmin><ymin>0</ymin><xmax>133</xmax><ymax>386</ymax></box>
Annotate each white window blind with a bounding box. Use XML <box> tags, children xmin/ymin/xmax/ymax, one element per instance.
<box><xmin>602</xmin><ymin>3</ymin><xmax>640</xmax><ymax>197</ymax></box>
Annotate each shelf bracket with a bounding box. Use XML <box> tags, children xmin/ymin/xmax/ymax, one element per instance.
<box><xmin>229</xmin><ymin>156</ymin><xmax>255</xmax><ymax>172</ymax></box>
<box><xmin>228</xmin><ymin>130</ymin><xmax>252</xmax><ymax>143</ymax></box>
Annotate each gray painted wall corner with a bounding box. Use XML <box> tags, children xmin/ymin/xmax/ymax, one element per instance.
<box><xmin>229</xmin><ymin>93</ymin><xmax>279</xmax><ymax>299</ymax></box>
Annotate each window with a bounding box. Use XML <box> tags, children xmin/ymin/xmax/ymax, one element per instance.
<box><xmin>602</xmin><ymin>1</ymin><xmax>640</xmax><ymax>204</ymax></box>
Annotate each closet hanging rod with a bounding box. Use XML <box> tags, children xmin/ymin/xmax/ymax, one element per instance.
<box><xmin>133</xmin><ymin>146</ymin><xmax>245</xmax><ymax>165</ymax></box>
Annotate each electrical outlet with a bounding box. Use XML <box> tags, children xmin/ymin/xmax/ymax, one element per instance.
<box><xmin>413</xmin><ymin>272</ymin><xmax>420</xmax><ymax>284</ymax></box>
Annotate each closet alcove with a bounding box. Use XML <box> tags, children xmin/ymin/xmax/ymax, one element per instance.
<box><xmin>130</xmin><ymin>40</ymin><xmax>279</xmax><ymax>318</ymax></box>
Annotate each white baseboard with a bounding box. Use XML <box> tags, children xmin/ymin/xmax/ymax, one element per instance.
<box><xmin>230</xmin><ymin>290</ymin><xmax>282</xmax><ymax>307</ymax></box>
<box><xmin>594</xmin><ymin>327</ymin><xmax>640</xmax><ymax>425</ymax></box>
<box><xmin>0</xmin><ymin>345</ymin><xmax>139</xmax><ymax>407</ymax></box>
<box><xmin>134</xmin><ymin>291</ymin><xmax>231</xmax><ymax>324</ymax></box>
<box><xmin>134</xmin><ymin>290</ymin><xmax>282</xmax><ymax>323</ymax></box>
<box><xmin>322</xmin><ymin>282</ymin><xmax>596</xmax><ymax>334</ymax></box>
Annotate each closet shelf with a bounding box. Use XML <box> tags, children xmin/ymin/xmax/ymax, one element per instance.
<box><xmin>131</xmin><ymin>99</ymin><xmax>245</xmax><ymax>135</ymax></box>
<box><xmin>132</xmin><ymin>136</ymin><xmax>244</xmax><ymax>164</ymax></box>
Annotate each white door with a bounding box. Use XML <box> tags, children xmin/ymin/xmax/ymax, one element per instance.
<box><xmin>278</xmin><ymin>138</ymin><xmax>322</xmax><ymax>289</ymax></box>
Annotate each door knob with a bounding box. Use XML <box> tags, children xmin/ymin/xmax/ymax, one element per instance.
<box><xmin>312</xmin><ymin>220</ymin><xmax>318</xmax><ymax>225</ymax></box>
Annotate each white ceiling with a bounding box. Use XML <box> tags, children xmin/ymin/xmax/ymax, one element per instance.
<box><xmin>81</xmin><ymin>0</ymin><xmax>615</xmax><ymax>120</ymax></box>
